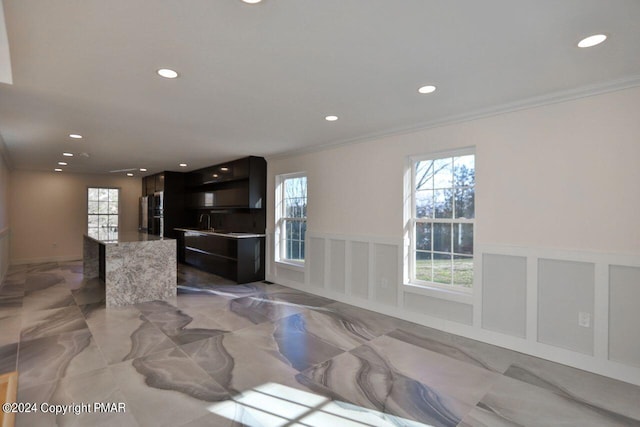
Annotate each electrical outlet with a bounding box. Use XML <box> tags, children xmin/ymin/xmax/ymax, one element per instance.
<box><xmin>380</xmin><ymin>278</ymin><xmax>389</xmax><ymax>289</ymax></box>
<box><xmin>578</xmin><ymin>312</ymin><xmax>591</xmax><ymax>328</ymax></box>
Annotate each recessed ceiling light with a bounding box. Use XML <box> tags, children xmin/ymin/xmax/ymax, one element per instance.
<box><xmin>179</xmin><ymin>163</ymin><xmax>187</xmax><ymax>167</ymax></box>
<box><xmin>418</xmin><ymin>85</ymin><xmax>437</xmax><ymax>94</ymax></box>
<box><xmin>578</xmin><ymin>34</ymin><xmax>607</xmax><ymax>48</ymax></box>
<box><xmin>157</xmin><ymin>68</ymin><xmax>179</xmax><ymax>79</ymax></box>
<box><xmin>140</xmin><ymin>168</ymin><xmax>147</xmax><ymax>172</ymax></box>
<box><xmin>213</xmin><ymin>174</ymin><xmax>219</xmax><ymax>178</ymax></box>
<box><xmin>69</xmin><ymin>134</ymin><xmax>83</xmax><ymax>139</ymax></box>
<box><xmin>63</xmin><ymin>152</ymin><xmax>74</xmax><ymax>157</ymax></box>
<box><xmin>127</xmin><ymin>173</ymin><xmax>134</xmax><ymax>177</ymax></box>
<box><xmin>241</xmin><ymin>0</ymin><xmax>263</xmax><ymax>4</ymax></box>
<box><xmin>58</xmin><ymin>161</ymin><xmax>67</xmax><ymax>166</ymax></box>
<box><xmin>54</xmin><ymin>168</ymin><xmax>62</xmax><ymax>172</ymax></box>
<box><xmin>220</xmin><ymin>167</ymin><xmax>229</xmax><ymax>171</ymax></box>
<box><xmin>325</xmin><ymin>115</ymin><xmax>339</xmax><ymax>122</ymax></box>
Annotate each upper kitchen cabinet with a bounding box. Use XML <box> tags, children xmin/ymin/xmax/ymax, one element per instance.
<box><xmin>142</xmin><ymin>172</ymin><xmax>165</xmax><ymax>195</ymax></box>
<box><xmin>189</xmin><ymin>156</ymin><xmax>266</xmax><ymax>209</ymax></box>
<box><xmin>155</xmin><ymin>173</ymin><xmax>165</xmax><ymax>192</ymax></box>
<box><xmin>142</xmin><ymin>171</ymin><xmax>187</xmax><ymax>239</ymax></box>
<box><xmin>189</xmin><ymin>157</ymin><xmax>251</xmax><ymax>186</ymax></box>
<box><xmin>143</xmin><ymin>175</ymin><xmax>154</xmax><ymax>196</ymax></box>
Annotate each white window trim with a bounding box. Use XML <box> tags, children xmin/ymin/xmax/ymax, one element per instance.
<box><xmin>403</xmin><ymin>281</ymin><xmax>474</xmax><ymax>305</ymax></box>
<box><xmin>404</xmin><ymin>147</ymin><xmax>475</xmax><ymax>296</ymax></box>
<box><xmin>274</xmin><ymin>258</ymin><xmax>306</xmax><ymax>272</ymax></box>
<box><xmin>275</xmin><ymin>171</ymin><xmax>307</xmax><ymax>266</ymax></box>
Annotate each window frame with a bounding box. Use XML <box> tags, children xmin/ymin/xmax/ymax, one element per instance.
<box><xmin>275</xmin><ymin>172</ymin><xmax>307</xmax><ymax>267</ymax></box>
<box><xmin>406</xmin><ymin>148</ymin><xmax>475</xmax><ymax>295</ymax></box>
<box><xmin>87</xmin><ymin>187</ymin><xmax>121</xmax><ymax>241</ymax></box>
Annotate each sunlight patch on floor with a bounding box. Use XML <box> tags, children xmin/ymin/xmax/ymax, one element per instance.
<box><xmin>208</xmin><ymin>382</ymin><xmax>432</xmax><ymax>427</ymax></box>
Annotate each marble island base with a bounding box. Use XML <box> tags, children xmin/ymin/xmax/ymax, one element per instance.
<box><xmin>83</xmin><ymin>233</ymin><xmax>177</xmax><ymax>307</ymax></box>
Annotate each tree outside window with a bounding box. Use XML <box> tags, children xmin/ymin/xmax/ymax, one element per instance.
<box><xmin>412</xmin><ymin>153</ymin><xmax>475</xmax><ymax>288</ymax></box>
<box><xmin>276</xmin><ymin>173</ymin><xmax>307</xmax><ymax>264</ymax></box>
<box><xmin>88</xmin><ymin>187</ymin><xmax>119</xmax><ymax>241</ymax></box>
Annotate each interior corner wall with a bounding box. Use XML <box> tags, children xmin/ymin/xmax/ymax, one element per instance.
<box><xmin>0</xmin><ymin>148</ymin><xmax>10</xmax><ymax>281</ymax></box>
<box><xmin>9</xmin><ymin>170</ymin><xmax>141</xmax><ymax>264</ymax></box>
<box><xmin>265</xmin><ymin>86</ymin><xmax>640</xmax><ymax>385</ymax></box>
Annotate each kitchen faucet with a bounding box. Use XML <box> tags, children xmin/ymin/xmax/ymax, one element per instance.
<box><xmin>198</xmin><ymin>213</ymin><xmax>211</xmax><ymax>230</ymax></box>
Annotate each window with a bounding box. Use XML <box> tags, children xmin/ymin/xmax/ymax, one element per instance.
<box><xmin>87</xmin><ymin>187</ymin><xmax>119</xmax><ymax>241</ymax></box>
<box><xmin>409</xmin><ymin>150</ymin><xmax>475</xmax><ymax>289</ymax></box>
<box><xmin>275</xmin><ymin>173</ymin><xmax>307</xmax><ymax>265</ymax></box>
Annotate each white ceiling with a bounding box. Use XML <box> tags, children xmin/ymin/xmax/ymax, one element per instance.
<box><xmin>1</xmin><ymin>0</ymin><xmax>639</xmax><ymax>175</ymax></box>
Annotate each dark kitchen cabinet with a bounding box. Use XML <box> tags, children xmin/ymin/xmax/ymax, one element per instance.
<box><xmin>143</xmin><ymin>175</ymin><xmax>155</xmax><ymax>196</ymax></box>
<box><xmin>182</xmin><ymin>231</ymin><xmax>265</xmax><ymax>283</ymax></box>
<box><xmin>142</xmin><ymin>171</ymin><xmax>187</xmax><ymax>239</ymax></box>
<box><xmin>162</xmin><ymin>172</ymin><xmax>187</xmax><ymax>239</ymax></box>
<box><xmin>188</xmin><ymin>156</ymin><xmax>266</xmax><ymax>209</ymax></box>
<box><xmin>155</xmin><ymin>173</ymin><xmax>165</xmax><ymax>192</ymax></box>
<box><xmin>143</xmin><ymin>173</ymin><xmax>166</xmax><ymax>196</ymax></box>
<box><xmin>189</xmin><ymin>157</ymin><xmax>251</xmax><ymax>186</ymax></box>
<box><xmin>139</xmin><ymin>156</ymin><xmax>266</xmax><ymax>281</ymax></box>
<box><xmin>189</xmin><ymin>181</ymin><xmax>249</xmax><ymax>209</ymax></box>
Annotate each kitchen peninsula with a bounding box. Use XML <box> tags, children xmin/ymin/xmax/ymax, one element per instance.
<box><xmin>83</xmin><ymin>232</ymin><xmax>176</xmax><ymax>307</ymax></box>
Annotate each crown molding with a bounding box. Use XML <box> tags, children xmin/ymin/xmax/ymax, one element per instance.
<box><xmin>267</xmin><ymin>75</ymin><xmax>640</xmax><ymax>161</ymax></box>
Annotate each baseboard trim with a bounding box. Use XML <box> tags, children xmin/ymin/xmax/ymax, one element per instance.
<box><xmin>10</xmin><ymin>255</ymin><xmax>81</xmax><ymax>265</ymax></box>
<box><xmin>266</xmin><ymin>272</ymin><xmax>640</xmax><ymax>387</ymax></box>
<box><xmin>0</xmin><ymin>227</ymin><xmax>9</xmax><ymax>284</ymax></box>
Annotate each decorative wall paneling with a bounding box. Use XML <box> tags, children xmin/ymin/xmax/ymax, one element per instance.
<box><xmin>0</xmin><ymin>228</ymin><xmax>8</xmax><ymax>282</ymax></box>
<box><xmin>267</xmin><ymin>231</ymin><xmax>640</xmax><ymax>386</ymax></box>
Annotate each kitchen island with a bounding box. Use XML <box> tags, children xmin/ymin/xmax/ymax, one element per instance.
<box><xmin>83</xmin><ymin>232</ymin><xmax>177</xmax><ymax>307</ymax></box>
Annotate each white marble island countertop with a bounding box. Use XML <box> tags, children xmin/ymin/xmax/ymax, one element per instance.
<box><xmin>84</xmin><ymin>232</ymin><xmax>175</xmax><ymax>244</ymax></box>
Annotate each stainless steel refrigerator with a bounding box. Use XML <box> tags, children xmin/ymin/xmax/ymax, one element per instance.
<box><xmin>139</xmin><ymin>196</ymin><xmax>149</xmax><ymax>232</ymax></box>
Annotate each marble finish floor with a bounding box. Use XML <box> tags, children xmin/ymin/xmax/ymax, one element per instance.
<box><xmin>1</xmin><ymin>262</ymin><xmax>639</xmax><ymax>426</ymax></box>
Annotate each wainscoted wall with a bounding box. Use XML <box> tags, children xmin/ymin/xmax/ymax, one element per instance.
<box><xmin>266</xmin><ymin>233</ymin><xmax>640</xmax><ymax>386</ymax></box>
<box><xmin>609</xmin><ymin>265</ymin><xmax>640</xmax><ymax>368</ymax></box>
<box><xmin>478</xmin><ymin>244</ymin><xmax>640</xmax><ymax>372</ymax></box>
<box><xmin>480</xmin><ymin>253</ymin><xmax>526</xmax><ymax>337</ymax></box>
<box><xmin>0</xmin><ymin>227</ymin><xmax>9</xmax><ymax>282</ymax></box>
<box><xmin>0</xmin><ymin>135</ymin><xmax>10</xmax><ymax>282</ymax></box>
<box><xmin>265</xmin><ymin>87</ymin><xmax>640</xmax><ymax>386</ymax></box>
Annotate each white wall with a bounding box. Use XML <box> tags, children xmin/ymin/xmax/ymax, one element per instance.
<box><xmin>269</xmin><ymin>87</ymin><xmax>640</xmax><ymax>252</ymax></box>
<box><xmin>265</xmin><ymin>86</ymin><xmax>640</xmax><ymax>385</ymax></box>
<box><xmin>0</xmin><ymin>140</ymin><xmax>10</xmax><ymax>280</ymax></box>
<box><xmin>9</xmin><ymin>170</ymin><xmax>141</xmax><ymax>264</ymax></box>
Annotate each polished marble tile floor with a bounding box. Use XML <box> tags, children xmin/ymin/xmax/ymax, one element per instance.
<box><xmin>1</xmin><ymin>261</ymin><xmax>639</xmax><ymax>426</ymax></box>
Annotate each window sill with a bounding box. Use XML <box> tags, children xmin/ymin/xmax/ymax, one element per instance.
<box><xmin>402</xmin><ymin>282</ymin><xmax>473</xmax><ymax>305</ymax></box>
<box><xmin>275</xmin><ymin>260</ymin><xmax>305</xmax><ymax>272</ymax></box>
